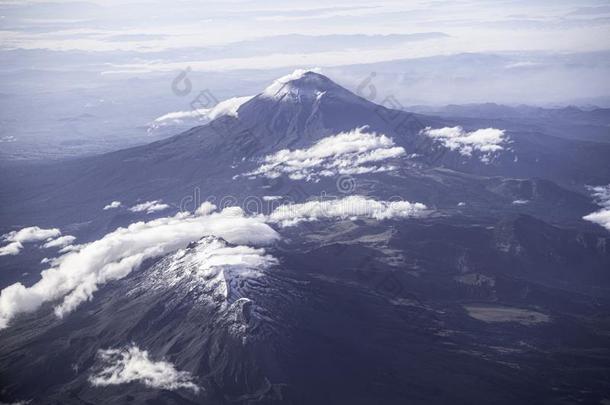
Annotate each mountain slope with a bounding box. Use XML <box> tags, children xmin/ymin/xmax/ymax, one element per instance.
<box><xmin>2</xmin><ymin>71</ymin><xmax>609</xmax><ymax>230</ymax></box>
<box><xmin>1</xmin><ymin>70</ymin><xmax>610</xmax><ymax>404</ymax></box>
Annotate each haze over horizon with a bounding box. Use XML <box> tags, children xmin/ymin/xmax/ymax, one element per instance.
<box><xmin>1</xmin><ymin>0</ymin><xmax>609</xmax><ymax>160</ymax></box>
<box><xmin>2</xmin><ymin>0</ymin><xmax>610</xmax><ymax>98</ymax></box>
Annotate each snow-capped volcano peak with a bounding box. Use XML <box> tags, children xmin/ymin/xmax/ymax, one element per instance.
<box><xmin>142</xmin><ymin>235</ymin><xmax>277</xmax><ymax>304</ymax></box>
<box><xmin>261</xmin><ymin>68</ymin><xmax>340</xmax><ymax>100</ymax></box>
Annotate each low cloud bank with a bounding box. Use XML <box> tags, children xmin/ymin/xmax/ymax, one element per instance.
<box><xmin>0</xmin><ymin>205</ymin><xmax>279</xmax><ymax>329</ymax></box>
<box><xmin>89</xmin><ymin>345</ymin><xmax>199</xmax><ymax>392</ymax></box>
<box><xmin>247</xmin><ymin>127</ymin><xmax>405</xmax><ymax>181</ymax></box>
<box><xmin>267</xmin><ymin>195</ymin><xmax>428</xmax><ymax>227</ymax></box>
<box><xmin>583</xmin><ymin>185</ymin><xmax>610</xmax><ymax>231</ymax></box>
<box><xmin>0</xmin><ymin>226</ymin><xmax>61</xmax><ymax>256</ymax></box>
<box><xmin>0</xmin><ymin>242</ymin><xmax>23</xmax><ymax>256</ymax></box>
<box><xmin>421</xmin><ymin>126</ymin><xmax>507</xmax><ymax>163</ymax></box>
<box><xmin>42</xmin><ymin>235</ymin><xmax>76</xmax><ymax>249</ymax></box>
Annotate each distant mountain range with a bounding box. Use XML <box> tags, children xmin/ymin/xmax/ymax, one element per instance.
<box><xmin>407</xmin><ymin>103</ymin><xmax>610</xmax><ymax>145</ymax></box>
<box><xmin>409</xmin><ymin>102</ymin><xmax>610</xmax><ymax>122</ymax></box>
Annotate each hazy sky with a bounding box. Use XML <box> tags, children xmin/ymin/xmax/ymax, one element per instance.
<box><xmin>1</xmin><ymin>0</ymin><xmax>610</xmax><ymax>72</ymax></box>
<box><xmin>1</xmin><ymin>0</ymin><xmax>610</xmax><ymax>161</ymax></box>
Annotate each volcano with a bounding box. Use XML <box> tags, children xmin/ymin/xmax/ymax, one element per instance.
<box><xmin>1</xmin><ymin>70</ymin><xmax>610</xmax><ymax>404</ymax></box>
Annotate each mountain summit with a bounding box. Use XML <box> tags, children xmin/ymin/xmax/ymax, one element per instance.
<box><xmin>234</xmin><ymin>69</ymin><xmax>425</xmax><ymax>150</ymax></box>
<box><xmin>259</xmin><ymin>69</ymin><xmax>357</xmax><ymax>102</ymax></box>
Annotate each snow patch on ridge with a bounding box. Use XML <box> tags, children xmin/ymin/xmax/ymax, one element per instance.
<box><xmin>144</xmin><ymin>236</ymin><xmax>277</xmax><ymax>302</ymax></box>
<box><xmin>261</xmin><ymin>68</ymin><xmax>323</xmax><ymax>98</ymax></box>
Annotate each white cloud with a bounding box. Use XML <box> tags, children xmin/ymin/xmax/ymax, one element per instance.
<box><xmin>194</xmin><ymin>202</ymin><xmax>217</xmax><ymax>216</ymax></box>
<box><xmin>583</xmin><ymin>184</ymin><xmax>610</xmax><ymax>231</ymax></box>
<box><xmin>152</xmin><ymin>95</ymin><xmax>252</xmax><ymax>128</ymax></box>
<box><xmin>59</xmin><ymin>244</ymin><xmax>87</xmax><ymax>254</ymax></box>
<box><xmin>421</xmin><ymin>126</ymin><xmax>507</xmax><ymax>163</ymax></box>
<box><xmin>246</xmin><ymin>127</ymin><xmax>405</xmax><ymax>181</ymax></box>
<box><xmin>129</xmin><ymin>200</ymin><xmax>170</xmax><ymax>214</ymax></box>
<box><xmin>89</xmin><ymin>345</ymin><xmax>199</xmax><ymax>392</ymax></box>
<box><xmin>262</xmin><ymin>196</ymin><xmax>283</xmax><ymax>201</ymax></box>
<box><xmin>0</xmin><ymin>135</ymin><xmax>16</xmax><ymax>143</ymax></box>
<box><xmin>42</xmin><ymin>235</ymin><xmax>76</xmax><ymax>249</ymax></box>
<box><xmin>103</xmin><ymin>201</ymin><xmax>122</xmax><ymax>210</ymax></box>
<box><xmin>588</xmin><ymin>184</ymin><xmax>610</xmax><ymax>206</ymax></box>
<box><xmin>2</xmin><ymin>226</ymin><xmax>61</xmax><ymax>243</ymax></box>
<box><xmin>0</xmin><ymin>242</ymin><xmax>23</xmax><ymax>257</ymax></box>
<box><xmin>0</xmin><ymin>194</ymin><xmax>428</xmax><ymax>328</ymax></box>
<box><xmin>0</xmin><ymin>226</ymin><xmax>62</xmax><ymax>256</ymax></box>
<box><xmin>267</xmin><ymin>195</ymin><xmax>428</xmax><ymax>227</ymax></box>
<box><xmin>0</xmin><ymin>204</ymin><xmax>279</xmax><ymax>329</ymax></box>
<box><xmin>585</xmin><ymin>210</ymin><xmax>610</xmax><ymax>231</ymax></box>
<box><xmin>512</xmin><ymin>199</ymin><xmax>529</xmax><ymax>205</ymax></box>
